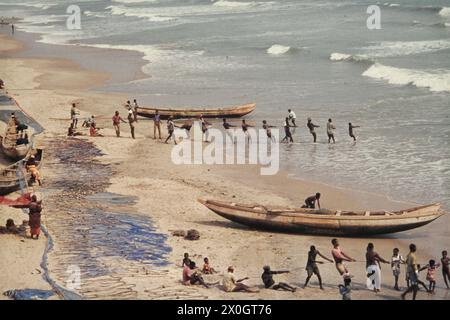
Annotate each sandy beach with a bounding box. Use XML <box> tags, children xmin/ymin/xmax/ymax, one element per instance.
<box><xmin>0</xmin><ymin>32</ymin><xmax>448</xmax><ymax>300</ymax></box>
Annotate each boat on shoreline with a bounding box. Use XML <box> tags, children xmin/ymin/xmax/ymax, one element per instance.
<box><xmin>135</xmin><ymin>103</ymin><xmax>256</xmax><ymax>120</ymax></box>
<box><xmin>0</xmin><ymin>148</ymin><xmax>43</xmax><ymax>195</ymax></box>
<box><xmin>1</xmin><ymin>129</ymin><xmax>32</xmax><ymax>161</ymax></box>
<box><xmin>198</xmin><ymin>199</ymin><xmax>446</xmax><ymax>236</ymax></box>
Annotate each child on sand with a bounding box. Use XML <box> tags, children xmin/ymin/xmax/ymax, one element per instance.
<box><xmin>182</xmin><ymin>253</ymin><xmax>191</xmax><ymax>268</ymax></box>
<box><xmin>420</xmin><ymin>260</ymin><xmax>440</xmax><ymax>294</ymax></box>
<box><xmin>441</xmin><ymin>250</ymin><xmax>450</xmax><ymax>289</ymax></box>
<box><xmin>202</xmin><ymin>257</ymin><xmax>217</xmax><ymax>274</ymax></box>
<box><xmin>261</xmin><ymin>266</ymin><xmax>296</xmax><ymax>292</ymax></box>
<box><xmin>391</xmin><ymin>248</ymin><xmax>405</xmax><ymax>291</ymax></box>
<box><xmin>339</xmin><ymin>274</ymin><xmax>352</xmax><ymax>300</ymax></box>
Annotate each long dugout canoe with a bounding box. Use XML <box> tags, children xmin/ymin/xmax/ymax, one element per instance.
<box><xmin>198</xmin><ymin>199</ymin><xmax>446</xmax><ymax>236</ymax></box>
<box><xmin>135</xmin><ymin>103</ymin><xmax>256</xmax><ymax>120</ymax></box>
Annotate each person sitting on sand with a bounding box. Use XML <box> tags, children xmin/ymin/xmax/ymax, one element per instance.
<box><xmin>182</xmin><ymin>253</ymin><xmax>191</xmax><ymax>267</ymax></box>
<box><xmin>26</xmin><ymin>155</ymin><xmax>42</xmax><ymax>186</ymax></box>
<box><xmin>302</xmin><ymin>193</ymin><xmax>321</xmax><ymax>209</ymax></box>
<box><xmin>338</xmin><ymin>274</ymin><xmax>352</xmax><ymax>300</ymax></box>
<box><xmin>420</xmin><ymin>259</ymin><xmax>440</xmax><ymax>294</ymax></box>
<box><xmin>222</xmin><ymin>266</ymin><xmax>259</xmax><ymax>293</ymax></box>
<box><xmin>261</xmin><ymin>266</ymin><xmax>296</xmax><ymax>292</ymax></box>
<box><xmin>391</xmin><ymin>248</ymin><xmax>405</xmax><ymax>291</ymax></box>
<box><xmin>182</xmin><ymin>261</ymin><xmax>209</xmax><ymax>288</ymax></box>
<box><xmin>348</xmin><ymin>123</ymin><xmax>360</xmax><ymax>142</ymax></box>
<box><xmin>68</xmin><ymin>123</ymin><xmax>83</xmax><ymax>137</ymax></box>
<box><xmin>89</xmin><ymin>122</ymin><xmax>103</xmax><ymax>137</ymax></box>
<box><xmin>203</xmin><ymin>257</ymin><xmax>217</xmax><ymax>274</ymax></box>
<box><xmin>366</xmin><ymin>243</ymin><xmax>389</xmax><ymax>293</ymax></box>
<box><xmin>112</xmin><ymin>111</ymin><xmax>127</xmax><ymax>138</ymax></box>
<box><xmin>303</xmin><ymin>245</ymin><xmax>334</xmax><ymax>290</ymax></box>
<box><xmin>82</xmin><ymin>115</ymin><xmax>96</xmax><ymax>128</ymax></box>
<box><xmin>164</xmin><ymin>117</ymin><xmax>177</xmax><ymax>145</ymax></box>
<box><xmin>27</xmin><ymin>195</ymin><xmax>42</xmax><ymax>240</ymax></box>
<box><xmin>331</xmin><ymin>238</ymin><xmax>356</xmax><ymax>276</ymax></box>
<box><xmin>307</xmin><ymin>117</ymin><xmax>320</xmax><ymax>143</ymax></box>
<box><xmin>441</xmin><ymin>250</ymin><xmax>450</xmax><ymax>289</ymax></box>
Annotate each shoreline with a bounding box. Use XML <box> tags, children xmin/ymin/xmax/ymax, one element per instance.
<box><xmin>1</xmin><ymin>32</ymin><xmax>448</xmax><ymax>300</ymax></box>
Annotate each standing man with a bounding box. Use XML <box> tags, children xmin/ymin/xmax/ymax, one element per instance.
<box><xmin>327</xmin><ymin>118</ymin><xmax>336</xmax><ymax>144</ymax></box>
<box><xmin>288</xmin><ymin>109</ymin><xmax>297</xmax><ymax>127</ymax></box>
<box><xmin>28</xmin><ymin>195</ymin><xmax>42</xmax><ymax>240</ymax></box>
<box><xmin>153</xmin><ymin>110</ymin><xmax>162</xmax><ymax>140</ymax></box>
<box><xmin>164</xmin><ymin>117</ymin><xmax>177</xmax><ymax>145</ymax></box>
<box><xmin>200</xmin><ymin>115</ymin><xmax>211</xmax><ymax>142</ymax></box>
<box><xmin>127</xmin><ymin>109</ymin><xmax>136</xmax><ymax>139</ymax></box>
<box><xmin>331</xmin><ymin>239</ymin><xmax>356</xmax><ymax>276</ymax></box>
<box><xmin>223</xmin><ymin>118</ymin><xmax>236</xmax><ymax>143</ymax></box>
<box><xmin>241</xmin><ymin>119</ymin><xmax>254</xmax><ymax>144</ymax></box>
<box><xmin>11</xmin><ymin>24</ymin><xmax>14</xmax><ymax>35</ymax></box>
<box><xmin>303</xmin><ymin>245</ymin><xmax>334</xmax><ymax>290</ymax></box>
<box><xmin>401</xmin><ymin>243</ymin><xmax>421</xmax><ymax>300</ymax></box>
<box><xmin>348</xmin><ymin>122</ymin><xmax>360</xmax><ymax>142</ymax></box>
<box><xmin>307</xmin><ymin>117</ymin><xmax>320</xmax><ymax>143</ymax></box>
<box><xmin>365</xmin><ymin>243</ymin><xmax>389</xmax><ymax>293</ymax></box>
<box><xmin>112</xmin><ymin>111</ymin><xmax>127</xmax><ymax>137</ymax></box>
<box><xmin>303</xmin><ymin>193</ymin><xmax>321</xmax><ymax>209</ymax></box>
<box><xmin>133</xmin><ymin>99</ymin><xmax>139</xmax><ymax>122</ymax></box>
<box><xmin>281</xmin><ymin>117</ymin><xmax>293</xmax><ymax>143</ymax></box>
<box><xmin>71</xmin><ymin>103</ymin><xmax>80</xmax><ymax>129</ymax></box>
<box><xmin>262</xmin><ymin>120</ymin><xmax>276</xmax><ymax>142</ymax></box>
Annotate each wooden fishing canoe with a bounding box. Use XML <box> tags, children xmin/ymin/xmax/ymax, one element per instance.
<box><xmin>0</xmin><ymin>148</ymin><xmax>43</xmax><ymax>196</ymax></box>
<box><xmin>1</xmin><ymin>129</ymin><xmax>31</xmax><ymax>161</ymax></box>
<box><xmin>198</xmin><ymin>199</ymin><xmax>446</xmax><ymax>236</ymax></box>
<box><xmin>135</xmin><ymin>103</ymin><xmax>256</xmax><ymax>120</ymax></box>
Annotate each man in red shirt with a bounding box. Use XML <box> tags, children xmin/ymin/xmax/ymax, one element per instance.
<box><xmin>112</xmin><ymin>111</ymin><xmax>127</xmax><ymax>137</ymax></box>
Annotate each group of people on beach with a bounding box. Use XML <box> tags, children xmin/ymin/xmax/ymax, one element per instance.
<box><xmin>68</xmin><ymin>103</ymin><xmax>362</xmax><ymax>146</ymax></box>
<box><xmin>181</xmin><ymin>240</ymin><xmax>450</xmax><ymax>300</ymax></box>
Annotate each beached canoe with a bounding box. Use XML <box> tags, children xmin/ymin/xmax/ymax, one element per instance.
<box><xmin>0</xmin><ymin>148</ymin><xmax>43</xmax><ymax>195</ymax></box>
<box><xmin>135</xmin><ymin>103</ymin><xmax>256</xmax><ymax>120</ymax></box>
<box><xmin>1</xmin><ymin>130</ymin><xmax>32</xmax><ymax>161</ymax></box>
<box><xmin>198</xmin><ymin>199</ymin><xmax>446</xmax><ymax>236</ymax></box>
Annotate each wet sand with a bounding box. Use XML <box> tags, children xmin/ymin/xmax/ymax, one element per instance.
<box><xmin>0</xmin><ymin>32</ymin><xmax>448</xmax><ymax>300</ymax></box>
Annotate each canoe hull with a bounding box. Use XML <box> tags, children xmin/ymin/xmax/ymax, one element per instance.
<box><xmin>136</xmin><ymin>103</ymin><xmax>256</xmax><ymax>120</ymax></box>
<box><xmin>200</xmin><ymin>200</ymin><xmax>445</xmax><ymax>236</ymax></box>
<box><xmin>1</xmin><ymin>144</ymin><xmax>31</xmax><ymax>161</ymax></box>
<box><xmin>0</xmin><ymin>148</ymin><xmax>43</xmax><ymax>196</ymax></box>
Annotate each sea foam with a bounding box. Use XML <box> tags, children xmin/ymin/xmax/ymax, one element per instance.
<box><xmin>267</xmin><ymin>44</ymin><xmax>290</xmax><ymax>55</ymax></box>
<box><xmin>363</xmin><ymin>63</ymin><xmax>450</xmax><ymax>93</ymax></box>
<box><xmin>439</xmin><ymin>7</ymin><xmax>450</xmax><ymax>17</ymax></box>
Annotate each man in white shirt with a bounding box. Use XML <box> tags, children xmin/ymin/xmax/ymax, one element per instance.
<box><xmin>221</xmin><ymin>266</ymin><xmax>259</xmax><ymax>293</ymax></box>
<box><xmin>288</xmin><ymin>109</ymin><xmax>297</xmax><ymax>127</ymax></box>
<box><xmin>327</xmin><ymin>118</ymin><xmax>336</xmax><ymax>144</ymax></box>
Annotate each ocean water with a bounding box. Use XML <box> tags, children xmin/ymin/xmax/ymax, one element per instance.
<box><xmin>1</xmin><ymin>1</ymin><xmax>449</xmax><ymax>221</ymax></box>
